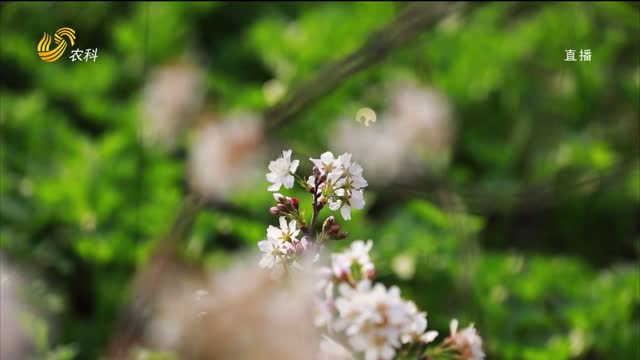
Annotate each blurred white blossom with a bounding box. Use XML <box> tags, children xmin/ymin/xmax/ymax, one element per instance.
<box><xmin>148</xmin><ymin>256</ymin><xmax>320</xmax><ymax>360</ymax></box>
<box><xmin>263</xmin><ymin>79</ymin><xmax>287</xmax><ymax>105</ymax></box>
<box><xmin>313</xmin><ymin>295</ymin><xmax>335</xmax><ymax>328</ymax></box>
<box><xmin>448</xmin><ymin>319</ymin><xmax>486</xmax><ymax>360</ymax></box>
<box><xmin>188</xmin><ymin>113</ymin><xmax>265</xmax><ymax>200</ymax></box>
<box><xmin>402</xmin><ymin>312</ymin><xmax>439</xmax><ymax>345</ymax></box>
<box><xmin>318</xmin><ymin>336</ymin><xmax>353</xmax><ymax>360</ymax></box>
<box><xmin>257</xmin><ymin>236</ymin><xmax>290</xmax><ymax>279</ymax></box>
<box><xmin>392</xmin><ymin>254</ymin><xmax>416</xmax><ymax>280</ymax></box>
<box><xmin>0</xmin><ymin>257</ymin><xmax>35</xmax><ymax>360</ymax></box>
<box><xmin>332</xmin><ymin>82</ymin><xmax>454</xmax><ymax>186</ymax></box>
<box><xmin>141</xmin><ymin>62</ymin><xmax>204</xmax><ymax>149</ymax></box>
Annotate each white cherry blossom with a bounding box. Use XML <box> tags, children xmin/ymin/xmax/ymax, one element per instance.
<box><xmin>336</xmin><ymin>153</ymin><xmax>368</xmax><ymax>190</ymax></box>
<box><xmin>257</xmin><ymin>237</ymin><xmax>290</xmax><ymax>278</ymax></box>
<box><xmin>333</xmin><ymin>280</ymin><xmax>434</xmax><ymax>360</ymax></box>
<box><xmin>330</xmin><ymin>240</ymin><xmax>374</xmax><ymax>280</ymax></box>
<box><xmin>266</xmin><ymin>149</ymin><xmax>299</xmax><ymax>191</ymax></box>
<box><xmin>449</xmin><ymin>319</ymin><xmax>486</xmax><ymax>360</ymax></box>
<box><xmin>310</xmin><ymin>151</ymin><xmax>341</xmax><ymax>175</ymax></box>
<box><xmin>401</xmin><ymin>311</ymin><xmax>438</xmax><ymax>344</ymax></box>
<box><xmin>267</xmin><ymin>216</ymin><xmax>300</xmax><ymax>244</ymax></box>
<box><xmin>329</xmin><ymin>188</ymin><xmax>365</xmax><ymax>220</ymax></box>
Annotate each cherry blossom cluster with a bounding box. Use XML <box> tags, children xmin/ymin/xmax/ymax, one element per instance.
<box><xmin>315</xmin><ymin>241</ymin><xmax>438</xmax><ymax>360</ymax></box>
<box><xmin>259</xmin><ymin>150</ymin><xmax>367</xmax><ymax>278</ymax></box>
<box><xmin>259</xmin><ymin>149</ymin><xmax>485</xmax><ymax>360</ymax></box>
<box><xmin>314</xmin><ymin>242</ymin><xmax>484</xmax><ymax>360</ymax></box>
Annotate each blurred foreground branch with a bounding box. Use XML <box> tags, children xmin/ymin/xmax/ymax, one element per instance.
<box><xmin>104</xmin><ymin>195</ymin><xmax>203</xmax><ymax>358</ymax></box>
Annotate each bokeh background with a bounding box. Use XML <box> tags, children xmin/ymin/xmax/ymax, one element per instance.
<box><xmin>1</xmin><ymin>2</ymin><xmax>639</xmax><ymax>360</ymax></box>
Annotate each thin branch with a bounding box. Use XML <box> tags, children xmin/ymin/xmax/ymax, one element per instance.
<box><xmin>379</xmin><ymin>159</ymin><xmax>633</xmax><ymax>216</ymax></box>
<box><xmin>265</xmin><ymin>1</ymin><xmax>471</xmax><ymax>131</ymax></box>
<box><xmin>308</xmin><ymin>175</ymin><xmax>320</xmax><ymax>240</ymax></box>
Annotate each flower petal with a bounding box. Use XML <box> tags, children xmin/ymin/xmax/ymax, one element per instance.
<box><xmin>450</xmin><ymin>319</ymin><xmax>458</xmax><ymax>336</ymax></box>
<box><xmin>283</xmin><ymin>174</ymin><xmax>295</xmax><ymax>189</ymax></box>
<box><xmin>329</xmin><ymin>199</ymin><xmax>342</xmax><ymax>211</ymax></box>
<box><xmin>320</xmin><ymin>151</ymin><xmax>334</xmax><ymax>164</ymax></box>
<box><xmin>350</xmin><ymin>189</ymin><xmax>365</xmax><ymax>209</ymax></box>
<box><xmin>341</xmin><ymin>204</ymin><xmax>351</xmax><ymax>220</ymax></box>
<box><xmin>421</xmin><ymin>330</ymin><xmax>439</xmax><ymax>343</ymax></box>
<box><xmin>289</xmin><ymin>159</ymin><xmax>299</xmax><ymax>173</ymax></box>
<box><xmin>279</xmin><ymin>216</ymin><xmax>288</xmax><ymax>230</ymax></box>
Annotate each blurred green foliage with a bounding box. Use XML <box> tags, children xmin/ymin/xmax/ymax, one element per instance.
<box><xmin>1</xmin><ymin>2</ymin><xmax>638</xmax><ymax>359</ymax></box>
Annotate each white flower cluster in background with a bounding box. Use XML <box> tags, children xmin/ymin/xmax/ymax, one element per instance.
<box><xmin>331</xmin><ymin>82</ymin><xmax>454</xmax><ymax>186</ymax></box>
<box><xmin>148</xmin><ymin>256</ymin><xmax>319</xmax><ymax>360</ymax></box>
<box><xmin>141</xmin><ymin>62</ymin><xmax>204</xmax><ymax>149</ymax></box>
<box><xmin>188</xmin><ymin>113</ymin><xmax>265</xmax><ymax>200</ymax></box>
<box><xmin>259</xmin><ymin>149</ymin><xmax>484</xmax><ymax>360</ymax></box>
<box><xmin>0</xmin><ymin>257</ymin><xmax>33</xmax><ymax>360</ymax></box>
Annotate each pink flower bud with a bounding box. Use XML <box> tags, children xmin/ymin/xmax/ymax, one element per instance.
<box><xmin>290</xmin><ymin>197</ymin><xmax>299</xmax><ymax>210</ymax></box>
<box><xmin>269</xmin><ymin>207</ymin><xmax>280</xmax><ymax>215</ymax></box>
<box><xmin>322</xmin><ymin>216</ymin><xmax>335</xmax><ymax>232</ymax></box>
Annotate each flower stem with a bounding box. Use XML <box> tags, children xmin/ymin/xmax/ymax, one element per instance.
<box><xmin>308</xmin><ymin>183</ymin><xmax>319</xmax><ymax>241</ymax></box>
<box><xmin>423</xmin><ymin>342</ymin><xmax>456</xmax><ymax>360</ymax></box>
